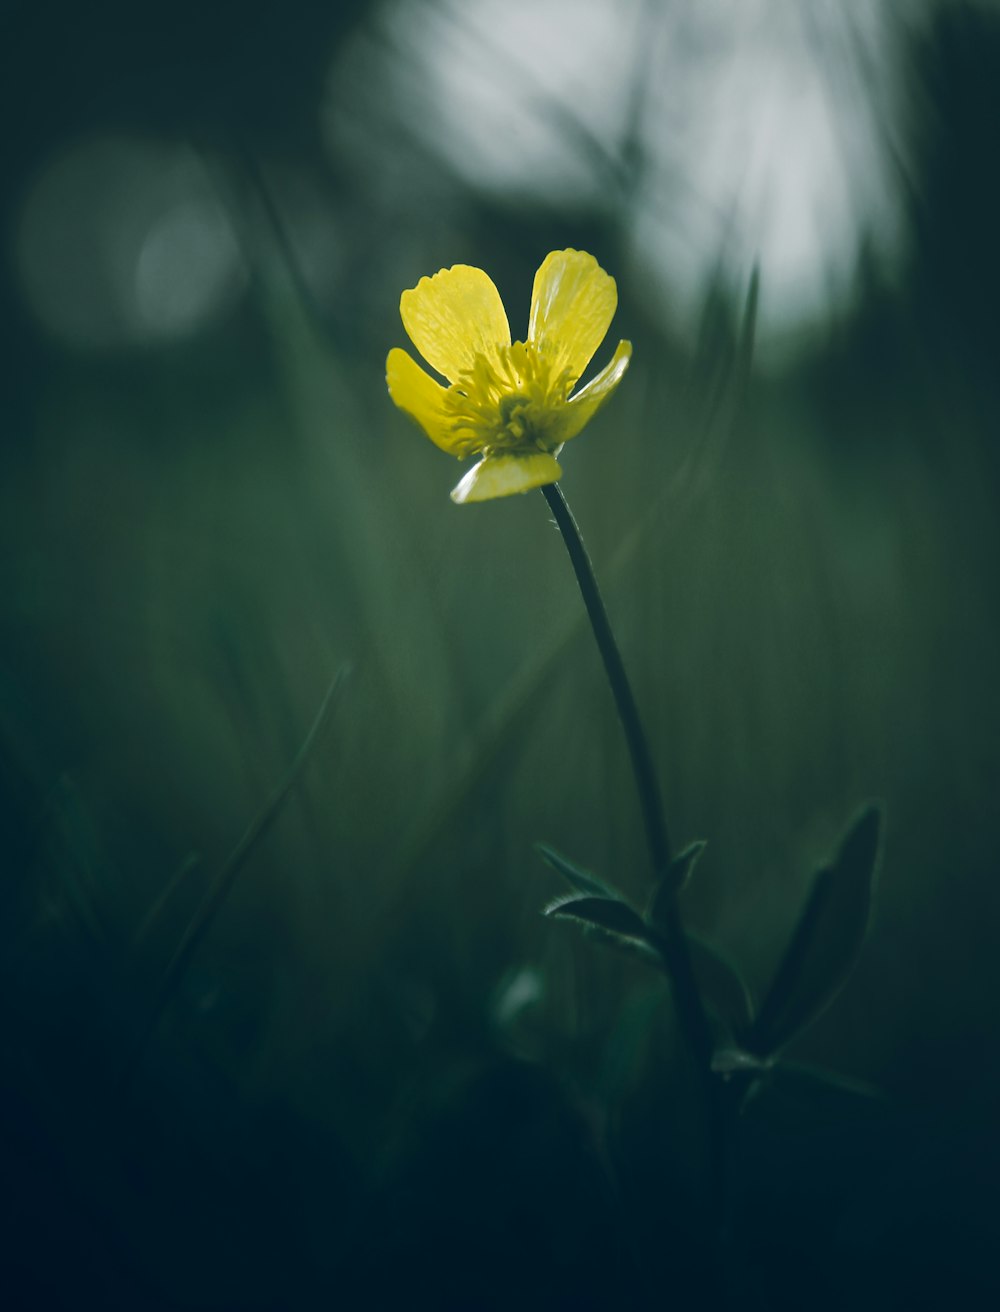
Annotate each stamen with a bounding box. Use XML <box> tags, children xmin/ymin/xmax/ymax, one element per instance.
<box><xmin>443</xmin><ymin>340</ymin><xmax>573</xmax><ymax>453</ymax></box>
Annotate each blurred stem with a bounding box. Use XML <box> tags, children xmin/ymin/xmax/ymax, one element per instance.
<box><xmin>540</xmin><ymin>483</ymin><xmax>714</xmax><ymax>1073</ymax></box>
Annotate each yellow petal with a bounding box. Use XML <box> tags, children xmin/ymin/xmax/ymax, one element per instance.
<box><xmin>400</xmin><ymin>264</ymin><xmax>511</xmax><ymax>384</ymax></box>
<box><xmin>554</xmin><ymin>340</ymin><xmax>632</xmax><ymax>445</ymax></box>
<box><xmin>527</xmin><ymin>249</ymin><xmax>618</xmax><ymax>390</ymax></box>
<box><xmin>450</xmin><ymin>452</ymin><xmax>563</xmax><ymax>504</ymax></box>
<box><xmin>386</xmin><ymin>347</ymin><xmax>472</xmax><ymax>457</ymax></box>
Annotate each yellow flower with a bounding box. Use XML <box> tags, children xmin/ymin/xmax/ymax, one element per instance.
<box><xmin>386</xmin><ymin>249</ymin><xmax>632</xmax><ymax>504</ymax></box>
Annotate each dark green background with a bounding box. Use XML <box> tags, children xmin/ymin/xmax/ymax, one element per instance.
<box><xmin>1</xmin><ymin>2</ymin><xmax>998</xmax><ymax>1307</ymax></box>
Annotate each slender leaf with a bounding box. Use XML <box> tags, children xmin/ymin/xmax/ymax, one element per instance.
<box><xmin>535</xmin><ymin>843</ymin><xmax>622</xmax><ymax>899</ymax></box>
<box><xmin>544</xmin><ymin>893</ymin><xmax>667</xmax><ymax>965</ymax></box>
<box><xmin>544</xmin><ymin>894</ymin><xmax>649</xmax><ymax>940</ymax></box>
<box><xmin>749</xmin><ymin>804</ymin><xmax>883</xmax><ymax>1057</ymax></box>
<box><xmin>132</xmin><ymin>851</ymin><xmax>202</xmax><ymax>948</ymax></box>
<box><xmin>672</xmin><ymin>839</ymin><xmax>708</xmax><ymax>891</ymax></box>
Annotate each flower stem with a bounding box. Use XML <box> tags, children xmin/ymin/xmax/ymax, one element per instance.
<box><xmin>540</xmin><ymin>482</ymin><xmax>713</xmax><ymax>1072</ymax></box>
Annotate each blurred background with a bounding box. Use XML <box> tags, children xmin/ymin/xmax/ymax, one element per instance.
<box><xmin>1</xmin><ymin>0</ymin><xmax>998</xmax><ymax>1307</ymax></box>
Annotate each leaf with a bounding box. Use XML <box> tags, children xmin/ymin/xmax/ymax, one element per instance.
<box><xmin>647</xmin><ymin>840</ymin><xmax>707</xmax><ymax>924</ymax></box>
<box><xmin>535</xmin><ymin>843</ymin><xmax>622</xmax><ymax>899</ymax></box>
<box><xmin>544</xmin><ymin>894</ymin><xmax>649</xmax><ymax>939</ymax></box>
<box><xmin>748</xmin><ymin>804</ymin><xmax>883</xmax><ymax>1058</ymax></box>
<box><xmin>736</xmin><ymin>262</ymin><xmax>760</xmax><ymax>389</ymax></box>
<box><xmin>685</xmin><ymin>933</ymin><xmax>755</xmax><ymax>1040</ymax></box>
<box><xmin>544</xmin><ymin>893</ymin><xmax>666</xmax><ymax>963</ymax></box>
<box><xmin>671</xmin><ymin>839</ymin><xmax>708</xmax><ymax>892</ymax></box>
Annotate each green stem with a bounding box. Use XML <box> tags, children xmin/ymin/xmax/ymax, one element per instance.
<box><xmin>541</xmin><ymin>484</ymin><xmax>671</xmax><ymax>874</ymax></box>
<box><xmin>540</xmin><ymin>481</ymin><xmax>713</xmax><ymax>1075</ymax></box>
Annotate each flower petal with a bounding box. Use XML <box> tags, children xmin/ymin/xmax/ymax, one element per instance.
<box><xmin>386</xmin><ymin>347</ymin><xmax>472</xmax><ymax>457</ymax></box>
<box><xmin>450</xmin><ymin>452</ymin><xmax>562</xmax><ymax>504</ymax></box>
<box><xmin>554</xmin><ymin>340</ymin><xmax>632</xmax><ymax>445</ymax></box>
<box><xmin>400</xmin><ymin>264</ymin><xmax>511</xmax><ymax>384</ymax></box>
<box><xmin>528</xmin><ymin>249</ymin><xmax>618</xmax><ymax>389</ymax></box>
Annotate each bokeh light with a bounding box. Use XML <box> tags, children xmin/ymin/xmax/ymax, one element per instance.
<box><xmin>14</xmin><ymin>136</ymin><xmax>245</xmax><ymax>349</ymax></box>
<box><xmin>325</xmin><ymin>0</ymin><xmax>926</xmax><ymax>354</ymax></box>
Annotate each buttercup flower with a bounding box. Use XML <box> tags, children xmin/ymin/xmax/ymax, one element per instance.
<box><xmin>387</xmin><ymin>249</ymin><xmax>631</xmax><ymax>504</ymax></box>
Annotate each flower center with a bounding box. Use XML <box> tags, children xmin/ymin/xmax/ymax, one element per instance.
<box><xmin>444</xmin><ymin>341</ymin><xmax>574</xmax><ymax>454</ymax></box>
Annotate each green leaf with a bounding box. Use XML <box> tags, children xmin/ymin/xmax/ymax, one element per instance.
<box><xmin>686</xmin><ymin>933</ymin><xmax>755</xmax><ymax>1040</ymax></box>
<box><xmin>749</xmin><ymin>805</ymin><xmax>883</xmax><ymax>1058</ymax></box>
<box><xmin>647</xmin><ymin>840</ymin><xmax>707</xmax><ymax>924</ymax></box>
<box><xmin>544</xmin><ymin>894</ymin><xmax>666</xmax><ymax>964</ymax></box>
<box><xmin>672</xmin><ymin>839</ymin><xmax>707</xmax><ymax>891</ymax></box>
<box><xmin>544</xmin><ymin>894</ymin><xmax>649</xmax><ymax>939</ymax></box>
<box><xmin>535</xmin><ymin>843</ymin><xmax>622</xmax><ymax>899</ymax></box>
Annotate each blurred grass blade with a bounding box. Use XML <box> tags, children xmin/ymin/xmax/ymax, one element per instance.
<box><xmin>120</xmin><ymin>663</ymin><xmax>349</xmax><ymax>1089</ymax></box>
<box><xmin>737</xmin><ymin>262</ymin><xmax>760</xmax><ymax>387</ymax></box>
<box><xmin>672</xmin><ymin>838</ymin><xmax>707</xmax><ymax>892</ymax></box>
<box><xmin>132</xmin><ymin>851</ymin><xmax>202</xmax><ymax>949</ymax></box>
<box><xmin>749</xmin><ymin>804</ymin><xmax>883</xmax><ymax>1057</ymax></box>
<box><xmin>535</xmin><ymin>842</ymin><xmax>621</xmax><ymax>899</ymax></box>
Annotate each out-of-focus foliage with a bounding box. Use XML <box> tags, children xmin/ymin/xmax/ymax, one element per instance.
<box><xmin>1</xmin><ymin>1</ymin><xmax>999</xmax><ymax>1307</ymax></box>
